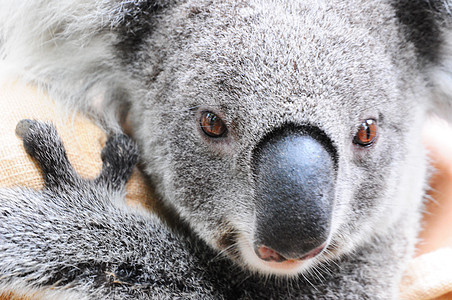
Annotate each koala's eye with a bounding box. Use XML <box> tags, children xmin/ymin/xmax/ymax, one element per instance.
<box><xmin>354</xmin><ymin>119</ymin><xmax>377</xmax><ymax>147</ymax></box>
<box><xmin>200</xmin><ymin>111</ymin><xmax>227</xmax><ymax>138</ymax></box>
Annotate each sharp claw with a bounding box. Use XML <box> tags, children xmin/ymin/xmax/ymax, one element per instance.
<box><xmin>15</xmin><ymin>119</ymin><xmax>35</xmax><ymax>139</ymax></box>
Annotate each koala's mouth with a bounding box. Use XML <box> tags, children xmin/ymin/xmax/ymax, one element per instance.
<box><xmin>233</xmin><ymin>235</ymin><xmax>329</xmax><ymax>276</ymax></box>
<box><xmin>216</xmin><ymin>229</ymin><xmax>329</xmax><ymax>275</ymax></box>
<box><xmin>254</xmin><ymin>243</ymin><xmax>326</xmax><ymax>263</ymax></box>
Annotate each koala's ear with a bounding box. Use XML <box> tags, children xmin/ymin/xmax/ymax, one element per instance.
<box><xmin>395</xmin><ymin>1</ymin><xmax>452</xmax><ymax>121</ymax></box>
<box><xmin>393</xmin><ymin>1</ymin><xmax>452</xmax><ymax>121</ymax></box>
<box><xmin>428</xmin><ymin>34</ymin><xmax>452</xmax><ymax>122</ymax></box>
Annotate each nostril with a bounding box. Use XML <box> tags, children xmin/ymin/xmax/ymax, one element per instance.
<box><xmin>255</xmin><ymin>246</ymin><xmax>286</xmax><ymax>262</ymax></box>
<box><xmin>254</xmin><ymin>243</ymin><xmax>326</xmax><ymax>263</ymax></box>
<box><xmin>299</xmin><ymin>243</ymin><xmax>325</xmax><ymax>260</ymax></box>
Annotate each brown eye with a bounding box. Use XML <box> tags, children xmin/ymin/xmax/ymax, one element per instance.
<box><xmin>354</xmin><ymin>119</ymin><xmax>378</xmax><ymax>147</ymax></box>
<box><xmin>200</xmin><ymin>111</ymin><xmax>227</xmax><ymax>138</ymax></box>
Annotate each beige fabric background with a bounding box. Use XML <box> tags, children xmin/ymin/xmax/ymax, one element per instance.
<box><xmin>401</xmin><ymin>248</ymin><xmax>452</xmax><ymax>300</ymax></box>
<box><xmin>0</xmin><ymin>80</ymin><xmax>451</xmax><ymax>299</ymax></box>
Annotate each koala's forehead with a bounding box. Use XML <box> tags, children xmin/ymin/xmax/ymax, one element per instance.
<box><xmin>170</xmin><ymin>2</ymin><xmax>397</xmax><ymax>107</ymax></box>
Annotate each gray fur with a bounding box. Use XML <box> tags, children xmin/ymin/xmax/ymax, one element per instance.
<box><xmin>1</xmin><ymin>0</ymin><xmax>452</xmax><ymax>298</ymax></box>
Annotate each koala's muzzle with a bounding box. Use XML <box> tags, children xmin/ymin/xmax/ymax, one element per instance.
<box><xmin>252</xmin><ymin>127</ymin><xmax>336</xmax><ymax>262</ymax></box>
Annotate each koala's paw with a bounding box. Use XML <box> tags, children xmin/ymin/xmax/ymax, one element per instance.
<box><xmin>96</xmin><ymin>134</ymin><xmax>139</xmax><ymax>189</ymax></box>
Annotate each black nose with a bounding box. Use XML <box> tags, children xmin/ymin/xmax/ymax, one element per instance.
<box><xmin>252</xmin><ymin>127</ymin><xmax>336</xmax><ymax>261</ymax></box>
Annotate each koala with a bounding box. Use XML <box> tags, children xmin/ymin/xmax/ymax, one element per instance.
<box><xmin>1</xmin><ymin>0</ymin><xmax>452</xmax><ymax>298</ymax></box>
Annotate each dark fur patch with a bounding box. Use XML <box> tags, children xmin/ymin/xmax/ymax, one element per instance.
<box><xmin>217</xmin><ymin>229</ymin><xmax>238</xmax><ymax>251</ymax></box>
<box><xmin>115</xmin><ymin>262</ymin><xmax>144</xmax><ymax>284</ymax></box>
<box><xmin>114</xmin><ymin>1</ymin><xmax>172</xmax><ymax>63</ymax></box>
<box><xmin>392</xmin><ymin>0</ymin><xmax>446</xmax><ymax>65</ymax></box>
<box><xmin>43</xmin><ymin>262</ymin><xmax>107</xmax><ymax>287</ymax></box>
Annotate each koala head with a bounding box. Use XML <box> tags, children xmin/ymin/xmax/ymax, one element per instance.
<box><xmin>123</xmin><ymin>0</ymin><xmax>430</xmax><ymax>276</ymax></box>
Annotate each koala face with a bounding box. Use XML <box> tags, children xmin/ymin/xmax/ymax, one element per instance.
<box><xmin>129</xmin><ymin>0</ymin><xmax>428</xmax><ymax>275</ymax></box>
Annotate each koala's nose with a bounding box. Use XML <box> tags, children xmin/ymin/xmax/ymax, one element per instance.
<box><xmin>252</xmin><ymin>127</ymin><xmax>336</xmax><ymax>262</ymax></box>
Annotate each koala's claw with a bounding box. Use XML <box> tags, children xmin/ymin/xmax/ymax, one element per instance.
<box><xmin>15</xmin><ymin>119</ymin><xmax>34</xmax><ymax>139</ymax></box>
<box><xmin>101</xmin><ymin>134</ymin><xmax>139</xmax><ymax>168</ymax></box>
<box><xmin>15</xmin><ymin>119</ymin><xmax>80</xmax><ymax>189</ymax></box>
<box><xmin>96</xmin><ymin>134</ymin><xmax>139</xmax><ymax>189</ymax></box>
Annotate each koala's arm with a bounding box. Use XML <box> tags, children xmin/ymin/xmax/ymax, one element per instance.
<box><xmin>0</xmin><ymin>120</ymin><xmax>222</xmax><ymax>299</ymax></box>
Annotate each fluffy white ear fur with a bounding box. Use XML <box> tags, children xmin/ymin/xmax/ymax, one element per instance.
<box><xmin>429</xmin><ymin>29</ymin><xmax>452</xmax><ymax>122</ymax></box>
<box><xmin>0</xmin><ymin>0</ymin><xmax>130</xmax><ymax>130</ymax></box>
